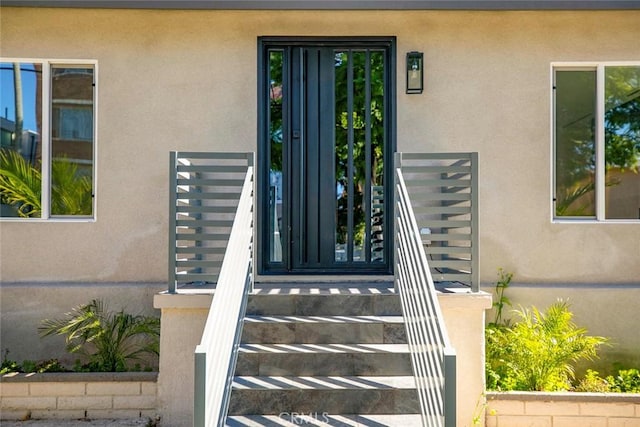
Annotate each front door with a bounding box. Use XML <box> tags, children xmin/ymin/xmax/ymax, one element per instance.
<box><xmin>258</xmin><ymin>37</ymin><xmax>395</xmax><ymax>274</ymax></box>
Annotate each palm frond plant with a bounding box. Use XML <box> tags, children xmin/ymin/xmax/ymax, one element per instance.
<box><xmin>0</xmin><ymin>149</ymin><xmax>92</xmax><ymax>217</ymax></box>
<box><xmin>0</xmin><ymin>149</ymin><xmax>42</xmax><ymax>217</ymax></box>
<box><xmin>486</xmin><ymin>300</ymin><xmax>608</xmax><ymax>391</ymax></box>
<box><xmin>39</xmin><ymin>299</ymin><xmax>160</xmax><ymax>372</ymax></box>
<box><xmin>50</xmin><ymin>158</ymin><xmax>92</xmax><ymax>216</ymax></box>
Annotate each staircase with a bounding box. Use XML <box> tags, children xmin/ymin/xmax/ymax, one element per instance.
<box><xmin>225</xmin><ymin>282</ymin><xmax>421</xmax><ymax>426</ymax></box>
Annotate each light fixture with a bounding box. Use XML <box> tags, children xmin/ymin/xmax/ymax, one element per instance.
<box><xmin>406</xmin><ymin>51</ymin><xmax>424</xmax><ymax>94</ymax></box>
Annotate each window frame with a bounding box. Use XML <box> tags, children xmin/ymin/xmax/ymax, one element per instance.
<box><xmin>551</xmin><ymin>61</ymin><xmax>640</xmax><ymax>223</ymax></box>
<box><xmin>0</xmin><ymin>58</ymin><xmax>98</xmax><ymax>222</ymax></box>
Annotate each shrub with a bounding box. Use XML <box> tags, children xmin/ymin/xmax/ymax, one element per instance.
<box><xmin>486</xmin><ymin>300</ymin><xmax>608</xmax><ymax>391</ymax></box>
<box><xmin>607</xmin><ymin>368</ymin><xmax>640</xmax><ymax>393</ymax></box>
<box><xmin>1</xmin><ymin>350</ymin><xmax>68</xmax><ymax>374</ymax></box>
<box><xmin>574</xmin><ymin>369</ymin><xmax>611</xmax><ymax>392</ymax></box>
<box><xmin>40</xmin><ymin>299</ymin><xmax>160</xmax><ymax>372</ymax></box>
<box><xmin>1</xmin><ymin>352</ymin><xmax>20</xmax><ymax>374</ymax></box>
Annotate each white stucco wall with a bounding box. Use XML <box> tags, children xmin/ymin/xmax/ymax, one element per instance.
<box><xmin>485</xmin><ymin>283</ymin><xmax>640</xmax><ymax>373</ymax></box>
<box><xmin>1</xmin><ymin>6</ymin><xmax>639</xmax><ymax>383</ymax></box>
<box><xmin>0</xmin><ymin>8</ymin><xmax>637</xmax><ymax>284</ymax></box>
<box><xmin>0</xmin><ymin>283</ymin><xmax>165</xmax><ymax>365</ymax></box>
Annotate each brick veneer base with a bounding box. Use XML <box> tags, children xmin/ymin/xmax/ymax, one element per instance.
<box><xmin>0</xmin><ymin>372</ymin><xmax>158</xmax><ymax>421</ymax></box>
<box><xmin>486</xmin><ymin>391</ymin><xmax>640</xmax><ymax>427</ymax></box>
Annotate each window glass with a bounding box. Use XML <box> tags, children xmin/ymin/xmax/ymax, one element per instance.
<box><xmin>0</xmin><ymin>62</ymin><xmax>43</xmax><ymax>218</ymax></box>
<box><xmin>604</xmin><ymin>66</ymin><xmax>640</xmax><ymax>220</ymax></box>
<box><xmin>335</xmin><ymin>50</ymin><xmax>349</xmax><ymax>261</ymax></box>
<box><xmin>555</xmin><ymin>70</ymin><xmax>597</xmax><ymax>217</ymax></box>
<box><xmin>268</xmin><ymin>51</ymin><xmax>284</xmax><ymax>261</ymax></box>
<box><xmin>554</xmin><ymin>64</ymin><xmax>640</xmax><ymax>221</ymax></box>
<box><xmin>370</xmin><ymin>50</ymin><xmax>385</xmax><ymax>262</ymax></box>
<box><xmin>50</xmin><ymin>66</ymin><xmax>94</xmax><ymax>217</ymax></box>
<box><xmin>0</xmin><ymin>61</ymin><xmax>95</xmax><ymax>219</ymax></box>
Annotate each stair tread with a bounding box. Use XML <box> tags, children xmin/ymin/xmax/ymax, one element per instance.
<box><xmin>239</xmin><ymin>343</ymin><xmax>409</xmax><ymax>354</ymax></box>
<box><xmin>244</xmin><ymin>315</ymin><xmax>404</xmax><ymax>323</ymax></box>
<box><xmin>226</xmin><ymin>414</ymin><xmax>422</xmax><ymax>426</ymax></box>
<box><xmin>252</xmin><ymin>283</ymin><xmax>396</xmax><ymax>296</ymax></box>
<box><xmin>232</xmin><ymin>375</ymin><xmax>417</xmax><ymax>390</ymax></box>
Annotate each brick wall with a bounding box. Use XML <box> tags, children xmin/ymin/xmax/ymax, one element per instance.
<box><xmin>0</xmin><ymin>372</ymin><xmax>157</xmax><ymax>421</ymax></box>
<box><xmin>486</xmin><ymin>391</ymin><xmax>640</xmax><ymax>427</ymax></box>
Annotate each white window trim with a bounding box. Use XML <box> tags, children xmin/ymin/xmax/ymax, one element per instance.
<box><xmin>0</xmin><ymin>58</ymin><xmax>98</xmax><ymax>222</ymax></box>
<box><xmin>551</xmin><ymin>61</ymin><xmax>640</xmax><ymax>224</ymax></box>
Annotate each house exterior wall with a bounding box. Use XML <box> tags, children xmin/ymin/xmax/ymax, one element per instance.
<box><xmin>0</xmin><ymin>283</ymin><xmax>164</xmax><ymax>365</ymax></box>
<box><xmin>0</xmin><ymin>8</ymin><xmax>637</xmax><ymax>284</ymax></box>
<box><xmin>0</xmin><ymin>5</ymin><xmax>639</xmax><ymax>390</ymax></box>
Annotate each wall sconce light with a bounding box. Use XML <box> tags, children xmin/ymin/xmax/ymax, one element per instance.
<box><xmin>406</xmin><ymin>51</ymin><xmax>424</xmax><ymax>94</ymax></box>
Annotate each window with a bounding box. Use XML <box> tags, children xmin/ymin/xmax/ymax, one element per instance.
<box><xmin>0</xmin><ymin>60</ymin><xmax>96</xmax><ymax>219</ymax></box>
<box><xmin>554</xmin><ymin>63</ymin><xmax>640</xmax><ymax>221</ymax></box>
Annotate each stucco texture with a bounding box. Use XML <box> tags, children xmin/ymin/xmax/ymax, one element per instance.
<box><xmin>0</xmin><ymin>8</ymin><xmax>639</xmax><ymax>284</ymax></box>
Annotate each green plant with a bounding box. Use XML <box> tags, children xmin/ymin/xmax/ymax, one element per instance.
<box><xmin>574</xmin><ymin>369</ymin><xmax>611</xmax><ymax>392</ymax></box>
<box><xmin>486</xmin><ymin>300</ymin><xmax>608</xmax><ymax>391</ymax></box>
<box><xmin>471</xmin><ymin>392</ymin><xmax>496</xmax><ymax>425</ymax></box>
<box><xmin>0</xmin><ymin>349</ymin><xmax>68</xmax><ymax>374</ymax></box>
<box><xmin>0</xmin><ymin>149</ymin><xmax>92</xmax><ymax>217</ymax></box>
<box><xmin>491</xmin><ymin>268</ymin><xmax>513</xmax><ymax>326</ymax></box>
<box><xmin>607</xmin><ymin>368</ymin><xmax>640</xmax><ymax>393</ymax></box>
<box><xmin>0</xmin><ymin>149</ymin><xmax>41</xmax><ymax>216</ymax></box>
<box><xmin>40</xmin><ymin>299</ymin><xmax>160</xmax><ymax>372</ymax></box>
<box><xmin>50</xmin><ymin>157</ymin><xmax>93</xmax><ymax>215</ymax></box>
<box><xmin>1</xmin><ymin>349</ymin><xmax>20</xmax><ymax>374</ymax></box>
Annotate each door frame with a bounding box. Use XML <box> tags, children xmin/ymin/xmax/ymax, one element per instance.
<box><xmin>256</xmin><ymin>36</ymin><xmax>397</xmax><ymax>275</ymax></box>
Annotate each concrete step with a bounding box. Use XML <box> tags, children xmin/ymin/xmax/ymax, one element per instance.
<box><xmin>225</xmin><ymin>282</ymin><xmax>419</xmax><ymax>425</ymax></box>
<box><xmin>247</xmin><ymin>284</ymin><xmax>401</xmax><ymax>317</ymax></box>
<box><xmin>241</xmin><ymin>315</ymin><xmax>406</xmax><ymax>344</ymax></box>
<box><xmin>227</xmin><ymin>375</ymin><xmax>419</xmax><ymax>416</ymax></box>
<box><xmin>235</xmin><ymin>343</ymin><xmax>413</xmax><ymax>376</ymax></box>
<box><xmin>226</xmin><ymin>413</ymin><xmax>423</xmax><ymax>426</ymax></box>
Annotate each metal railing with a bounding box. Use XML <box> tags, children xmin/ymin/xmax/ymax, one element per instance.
<box><xmin>395</xmin><ymin>157</ymin><xmax>457</xmax><ymax>427</ymax></box>
<box><xmin>193</xmin><ymin>154</ymin><xmax>254</xmax><ymax>427</ymax></box>
<box><xmin>396</xmin><ymin>152</ymin><xmax>479</xmax><ymax>292</ymax></box>
<box><xmin>168</xmin><ymin>152</ymin><xmax>254</xmax><ymax>293</ymax></box>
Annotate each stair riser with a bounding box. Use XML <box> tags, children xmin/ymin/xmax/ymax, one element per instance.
<box><xmin>246</xmin><ymin>295</ymin><xmax>401</xmax><ymax>316</ymax></box>
<box><xmin>241</xmin><ymin>322</ymin><xmax>406</xmax><ymax>344</ymax></box>
<box><xmin>227</xmin><ymin>388</ymin><xmax>420</xmax><ymax>415</ymax></box>
<box><xmin>236</xmin><ymin>353</ymin><xmax>413</xmax><ymax>376</ymax></box>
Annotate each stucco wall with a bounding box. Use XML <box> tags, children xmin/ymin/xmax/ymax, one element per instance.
<box><xmin>0</xmin><ymin>283</ymin><xmax>164</xmax><ymax>365</ymax></box>
<box><xmin>0</xmin><ymin>8</ymin><xmax>638</xmax><ymax>284</ymax></box>
<box><xmin>485</xmin><ymin>283</ymin><xmax>640</xmax><ymax>373</ymax></box>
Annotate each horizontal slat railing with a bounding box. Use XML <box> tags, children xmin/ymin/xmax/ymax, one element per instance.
<box><xmin>168</xmin><ymin>152</ymin><xmax>254</xmax><ymax>293</ymax></box>
<box><xmin>394</xmin><ymin>159</ymin><xmax>456</xmax><ymax>427</ymax></box>
<box><xmin>193</xmin><ymin>156</ymin><xmax>254</xmax><ymax>427</ymax></box>
<box><xmin>396</xmin><ymin>152</ymin><xmax>479</xmax><ymax>292</ymax></box>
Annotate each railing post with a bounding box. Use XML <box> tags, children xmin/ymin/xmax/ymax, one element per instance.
<box><xmin>444</xmin><ymin>348</ymin><xmax>457</xmax><ymax>427</ymax></box>
<box><xmin>168</xmin><ymin>151</ymin><xmax>178</xmax><ymax>294</ymax></box>
<box><xmin>194</xmin><ymin>348</ymin><xmax>206</xmax><ymax>427</ymax></box>
<box><xmin>393</xmin><ymin>152</ymin><xmax>402</xmax><ymax>293</ymax></box>
<box><xmin>471</xmin><ymin>152</ymin><xmax>479</xmax><ymax>293</ymax></box>
<box><xmin>246</xmin><ymin>152</ymin><xmax>255</xmax><ymax>294</ymax></box>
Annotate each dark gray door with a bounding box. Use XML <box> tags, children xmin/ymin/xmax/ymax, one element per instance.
<box><xmin>259</xmin><ymin>38</ymin><xmax>395</xmax><ymax>274</ymax></box>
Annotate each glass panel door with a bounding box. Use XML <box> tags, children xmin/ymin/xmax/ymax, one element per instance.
<box><xmin>260</xmin><ymin>38</ymin><xmax>394</xmax><ymax>274</ymax></box>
